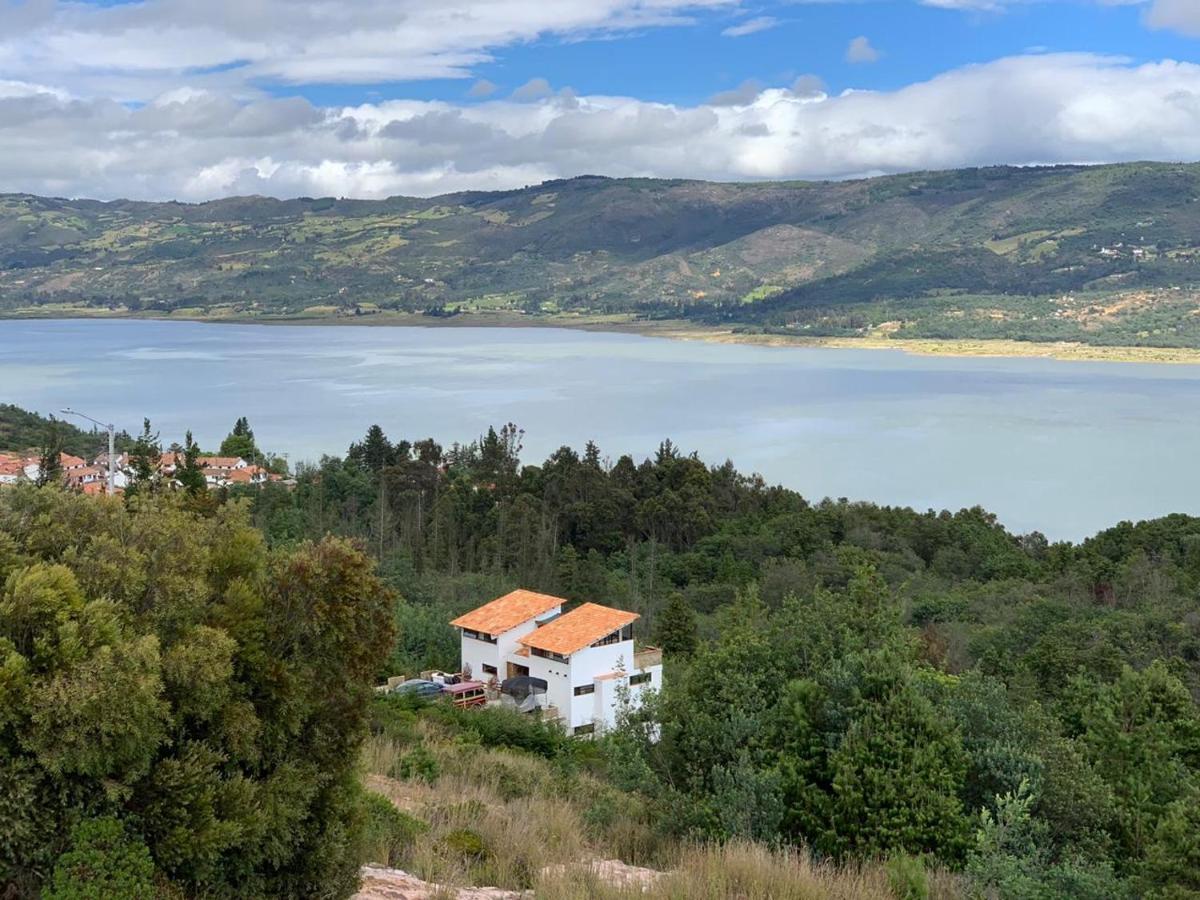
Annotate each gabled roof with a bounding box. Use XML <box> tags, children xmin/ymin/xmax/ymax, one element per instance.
<box><xmin>519</xmin><ymin>603</ymin><xmax>639</xmax><ymax>657</ymax></box>
<box><xmin>450</xmin><ymin>589</ymin><xmax>565</xmax><ymax>637</ymax></box>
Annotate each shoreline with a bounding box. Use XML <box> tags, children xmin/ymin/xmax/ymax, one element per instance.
<box><xmin>5</xmin><ymin>308</ymin><xmax>1200</xmax><ymax>365</ymax></box>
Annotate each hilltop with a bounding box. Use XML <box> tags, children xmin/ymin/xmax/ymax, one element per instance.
<box><xmin>3</xmin><ymin>162</ymin><xmax>1200</xmax><ymax>348</ymax></box>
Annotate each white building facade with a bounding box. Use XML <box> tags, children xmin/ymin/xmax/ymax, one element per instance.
<box><xmin>451</xmin><ymin>591</ymin><xmax>663</xmax><ymax>736</ymax></box>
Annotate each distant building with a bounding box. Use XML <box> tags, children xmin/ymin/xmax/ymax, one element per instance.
<box><xmin>450</xmin><ymin>590</ymin><xmax>663</xmax><ymax>737</ymax></box>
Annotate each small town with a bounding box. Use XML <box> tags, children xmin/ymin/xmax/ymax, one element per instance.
<box><xmin>0</xmin><ymin>448</ymin><xmax>285</xmax><ymax>494</ymax></box>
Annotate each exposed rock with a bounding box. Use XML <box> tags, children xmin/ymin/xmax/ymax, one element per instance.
<box><xmin>353</xmin><ymin>866</ymin><xmax>526</xmax><ymax>900</ymax></box>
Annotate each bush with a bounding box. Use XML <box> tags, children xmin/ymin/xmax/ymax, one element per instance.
<box><xmin>443</xmin><ymin>828</ymin><xmax>490</xmax><ymax>863</ymax></box>
<box><xmin>887</xmin><ymin>853</ymin><xmax>929</xmax><ymax>900</ymax></box>
<box><xmin>360</xmin><ymin>792</ymin><xmax>427</xmax><ymax>867</ymax></box>
<box><xmin>43</xmin><ymin>817</ymin><xmax>156</xmax><ymax>900</ymax></box>
<box><xmin>393</xmin><ymin>745</ymin><xmax>441</xmax><ymax>784</ymax></box>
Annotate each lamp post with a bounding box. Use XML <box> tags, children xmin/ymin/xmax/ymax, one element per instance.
<box><xmin>60</xmin><ymin>408</ymin><xmax>116</xmax><ymax>496</ymax></box>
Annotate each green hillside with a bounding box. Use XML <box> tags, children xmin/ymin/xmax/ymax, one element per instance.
<box><xmin>3</xmin><ymin>162</ymin><xmax>1200</xmax><ymax>346</ymax></box>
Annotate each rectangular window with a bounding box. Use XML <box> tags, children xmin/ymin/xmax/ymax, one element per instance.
<box><xmin>481</xmin><ymin>664</ymin><xmax>497</xmax><ymax>675</ymax></box>
<box><xmin>629</xmin><ymin>672</ymin><xmax>651</xmax><ymax>686</ymax></box>
<box><xmin>461</xmin><ymin>629</ymin><xmax>497</xmax><ymax>645</ymax></box>
<box><xmin>591</xmin><ymin>630</ymin><xmax>621</xmax><ymax>648</ymax></box>
<box><xmin>573</xmin><ymin>684</ymin><xmax>595</xmax><ymax>696</ymax></box>
<box><xmin>573</xmin><ymin>723</ymin><xmax>595</xmax><ymax>735</ymax></box>
<box><xmin>532</xmin><ymin>647</ymin><xmax>568</xmax><ymax>663</ymax></box>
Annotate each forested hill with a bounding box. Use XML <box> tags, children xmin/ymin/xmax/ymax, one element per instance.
<box><xmin>0</xmin><ymin>403</ymin><xmax>132</xmax><ymax>458</ymax></box>
<box><xmin>6</xmin><ymin>411</ymin><xmax>1200</xmax><ymax>896</ymax></box>
<box><xmin>4</xmin><ymin>161</ymin><xmax>1200</xmax><ymax>347</ymax></box>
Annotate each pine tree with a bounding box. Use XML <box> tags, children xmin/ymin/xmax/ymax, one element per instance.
<box><xmin>126</xmin><ymin>418</ymin><xmax>162</xmax><ymax>498</ymax></box>
<box><xmin>218</xmin><ymin>417</ymin><xmax>258</xmax><ymax>462</ymax></box>
<box><xmin>176</xmin><ymin>431</ymin><xmax>207</xmax><ymax>495</ymax></box>
<box><xmin>655</xmin><ymin>591</ymin><xmax>697</xmax><ymax>656</ymax></box>
<box><xmin>36</xmin><ymin>420</ymin><xmax>64</xmax><ymax>487</ymax></box>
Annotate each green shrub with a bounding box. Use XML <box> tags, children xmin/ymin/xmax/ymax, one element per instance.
<box><xmin>886</xmin><ymin>853</ymin><xmax>929</xmax><ymax>900</ymax></box>
<box><xmin>360</xmin><ymin>792</ymin><xmax>427</xmax><ymax>867</ymax></box>
<box><xmin>443</xmin><ymin>828</ymin><xmax>490</xmax><ymax>863</ymax></box>
<box><xmin>393</xmin><ymin>745</ymin><xmax>441</xmax><ymax>784</ymax></box>
<box><xmin>43</xmin><ymin>817</ymin><xmax>156</xmax><ymax>900</ymax></box>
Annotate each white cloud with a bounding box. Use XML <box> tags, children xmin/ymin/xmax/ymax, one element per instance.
<box><xmin>708</xmin><ymin>79</ymin><xmax>765</xmax><ymax>106</ymax></box>
<box><xmin>721</xmin><ymin>16</ymin><xmax>780</xmax><ymax>36</ymax></box>
<box><xmin>790</xmin><ymin>74</ymin><xmax>827</xmax><ymax>97</ymax></box>
<box><xmin>1145</xmin><ymin>0</ymin><xmax>1200</xmax><ymax>36</ymax></box>
<box><xmin>2</xmin><ymin>54</ymin><xmax>1200</xmax><ymax>201</ymax></box>
<box><xmin>0</xmin><ymin>0</ymin><xmax>740</xmax><ymax>101</ymax></box>
<box><xmin>512</xmin><ymin>77</ymin><xmax>554</xmax><ymax>101</ymax></box>
<box><xmin>846</xmin><ymin>35</ymin><xmax>881</xmax><ymax>63</ymax></box>
<box><xmin>468</xmin><ymin>79</ymin><xmax>499</xmax><ymax>98</ymax></box>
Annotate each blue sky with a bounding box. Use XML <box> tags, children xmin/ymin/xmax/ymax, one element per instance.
<box><xmin>1</xmin><ymin>0</ymin><xmax>1199</xmax><ymax>199</ymax></box>
<box><xmin>295</xmin><ymin>1</ymin><xmax>1196</xmax><ymax>107</ymax></box>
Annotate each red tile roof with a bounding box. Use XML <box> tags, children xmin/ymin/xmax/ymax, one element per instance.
<box><xmin>519</xmin><ymin>603</ymin><xmax>639</xmax><ymax>657</ymax></box>
<box><xmin>450</xmin><ymin>589</ymin><xmax>566</xmax><ymax>637</ymax></box>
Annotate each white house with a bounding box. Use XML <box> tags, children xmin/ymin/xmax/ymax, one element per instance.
<box><xmin>450</xmin><ymin>590</ymin><xmax>663</xmax><ymax>737</ymax></box>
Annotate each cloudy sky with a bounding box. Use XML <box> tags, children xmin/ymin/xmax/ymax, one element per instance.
<box><xmin>1</xmin><ymin>0</ymin><xmax>1199</xmax><ymax>200</ymax></box>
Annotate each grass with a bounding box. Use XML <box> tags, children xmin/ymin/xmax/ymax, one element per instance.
<box><xmin>358</xmin><ymin>704</ymin><xmax>965</xmax><ymax>898</ymax></box>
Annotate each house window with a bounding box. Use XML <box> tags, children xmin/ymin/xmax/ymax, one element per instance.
<box><xmin>461</xmin><ymin>628</ymin><xmax>497</xmax><ymax>645</ymax></box>
<box><xmin>629</xmin><ymin>672</ymin><xmax>651</xmax><ymax>686</ymax></box>
<box><xmin>532</xmin><ymin>647</ymin><xmax>568</xmax><ymax>663</ymax></box>
<box><xmin>574</xmin><ymin>723</ymin><xmax>595</xmax><ymax>735</ymax></box>
<box><xmin>591</xmin><ymin>630</ymin><xmax>621</xmax><ymax>648</ymax></box>
<box><xmin>573</xmin><ymin>684</ymin><xmax>595</xmax><ymax>696</ymax></box>
<box><xmin>481</xmin><ymin>664</ymin><xmax>497</xmax><ymax>675</ymax></box>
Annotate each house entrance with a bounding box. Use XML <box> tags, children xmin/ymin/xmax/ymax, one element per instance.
<box><xmin>507</xmin><ymin>661</ymin><xmax>530</xmax><ymax>679</ymax></box>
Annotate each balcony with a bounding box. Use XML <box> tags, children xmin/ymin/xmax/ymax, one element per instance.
<box><xmin>633</xmin><ymin>646</ymin><xmax>663</xmax><ymax>669</ymax></box>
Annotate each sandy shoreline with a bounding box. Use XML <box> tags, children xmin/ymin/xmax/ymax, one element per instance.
<box><xmin>6</xmin><ymin>308</ymin><xmax>1200</xmax><ymax>365</ymax></box>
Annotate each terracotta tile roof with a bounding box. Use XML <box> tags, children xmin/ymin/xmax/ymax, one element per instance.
<box><xmin>519</xmin><ymin>603</ymin><xmax>639</xmax><ymax>657</ymax></box>
<box><xmin>199</xmin><ymin>456</ymin><xmax>244</xmax><ymax>468</ymax></box>
<box><xmin>450</xmin><ymin>589</ymin><xmax>566</xmax><ymax>637</ymax></box>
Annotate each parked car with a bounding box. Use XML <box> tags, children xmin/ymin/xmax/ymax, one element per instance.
<box><xmin>442</xmin><ymin>680</ymin><xmax>487</xmax><ymax>709</ymax></box>
<box><xmin>392</xmin><ymin>679</ymin><xmax>442</xmax><ymax>699</ymax></box>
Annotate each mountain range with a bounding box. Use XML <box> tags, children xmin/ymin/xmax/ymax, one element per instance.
<box><xmin>3</xmin><ymin>161</ymin><xmax>1200</xmax><ymax>346</ymax></box>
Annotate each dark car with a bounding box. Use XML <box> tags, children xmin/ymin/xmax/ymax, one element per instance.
<box><xmin>392</xmin><ymin>679</ymin><xmax>442</xmax><ymax>699</ymax></box>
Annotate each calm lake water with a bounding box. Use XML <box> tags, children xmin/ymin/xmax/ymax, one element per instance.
<box><xmin>2</xmin><ymin>318</ymin><xmax>1199</xmax><ymax>541</ymax></box>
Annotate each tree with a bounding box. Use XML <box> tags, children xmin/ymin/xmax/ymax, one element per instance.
<box><xmin>35</xmin><ymin>420</ymin><xmax>63</xmax><ymax>487</ymax></box>
<box><xmin>0</xmin><ymin>487</ymin><xmax>396</xmax><ymax>898</ymax></box>
<box><xmin>349</xmin><ymin>424</ymin><xmax>394</xmax><ymax>475</ymax></box>
<box><xmin>778</xmin><ymin>651</ymin><xmax>971</xmax><ymax>862</ymax></box>
<box><xmin>126</xmin><ymin>418</ymin><xmax>162</xmax><ymax>498</ymax></box>
<box><xmin>176</xmin><ymin>430</ymin><xmax>206</xmax><ymax>495</ymax></box>
<box><xmin>655</xmin><ymin>592</ymin><xmax>697</xmax><ymax>656</ymax></box>
<box><xmin>218</xmin><ymin>416</ymin><xmax>258</xmax><ymax>462</ymax></box>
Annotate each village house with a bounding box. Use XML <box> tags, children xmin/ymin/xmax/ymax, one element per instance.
<box><xmin>0</xmin><ymin>448</ymin><xmax>279</xmax><ymax>493</ymax></box>
<box><xmin>450</xmin><ymin>589</ymin><xmax>663</xmax><ymax>736</ymax></box>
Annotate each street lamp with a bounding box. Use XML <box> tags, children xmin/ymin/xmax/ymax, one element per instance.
<box><xmin>60</xmin><ymin>408</ymin><xmax>116</xmax><ymax>496</ymax></box>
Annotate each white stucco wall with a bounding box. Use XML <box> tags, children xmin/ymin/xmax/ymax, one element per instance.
<box><xmin>457</xmin><ymin>604</ymin><xmax>561</xmax><ymax>682</ymax></box>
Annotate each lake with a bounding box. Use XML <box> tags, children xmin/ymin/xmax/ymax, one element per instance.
<box><xmin>2</xmin><ymin>318</ymin><xmax>1199</xmax><ymax>541</ymax></box>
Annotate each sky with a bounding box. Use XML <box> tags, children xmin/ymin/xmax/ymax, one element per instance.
<box><xmin>1</xmin><ymin>0</ymin><xmax>1199</xmax><ymax>200</ymax></box>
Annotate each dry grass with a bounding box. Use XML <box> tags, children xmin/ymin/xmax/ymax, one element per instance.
<box><xmin>536</xmin><ymin>842</ymin><xmax>890</xmax><ymax>899</ymax></box>
<box><xmin>361</xmin><ymin>729</ymin><xmax>964</xmax><ymax>899</ymax></box>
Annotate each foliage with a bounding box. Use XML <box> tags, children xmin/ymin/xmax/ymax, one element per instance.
<box><xmin>219</xmin><ymin>417</ymin><xmax>260</xmax><ymax>463</ymax></box>
<box><xmin>360</xmin><ymin>792</ymin><xmax>426</xmax><ymax>868</ymax></box>
<box><xmin>0</xmin><ymin>404</ymin><xmax>132</xmax><ymax>458</ymax></box>
<box><xmin>0</xmin><ymin>487</ymin><xmax>395</xmax><ymax>898</ymax></box>
<box><xmin>42</xmin><ymin>817</ymin><xmax>157</xmax><ymax>900</ymax></box>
